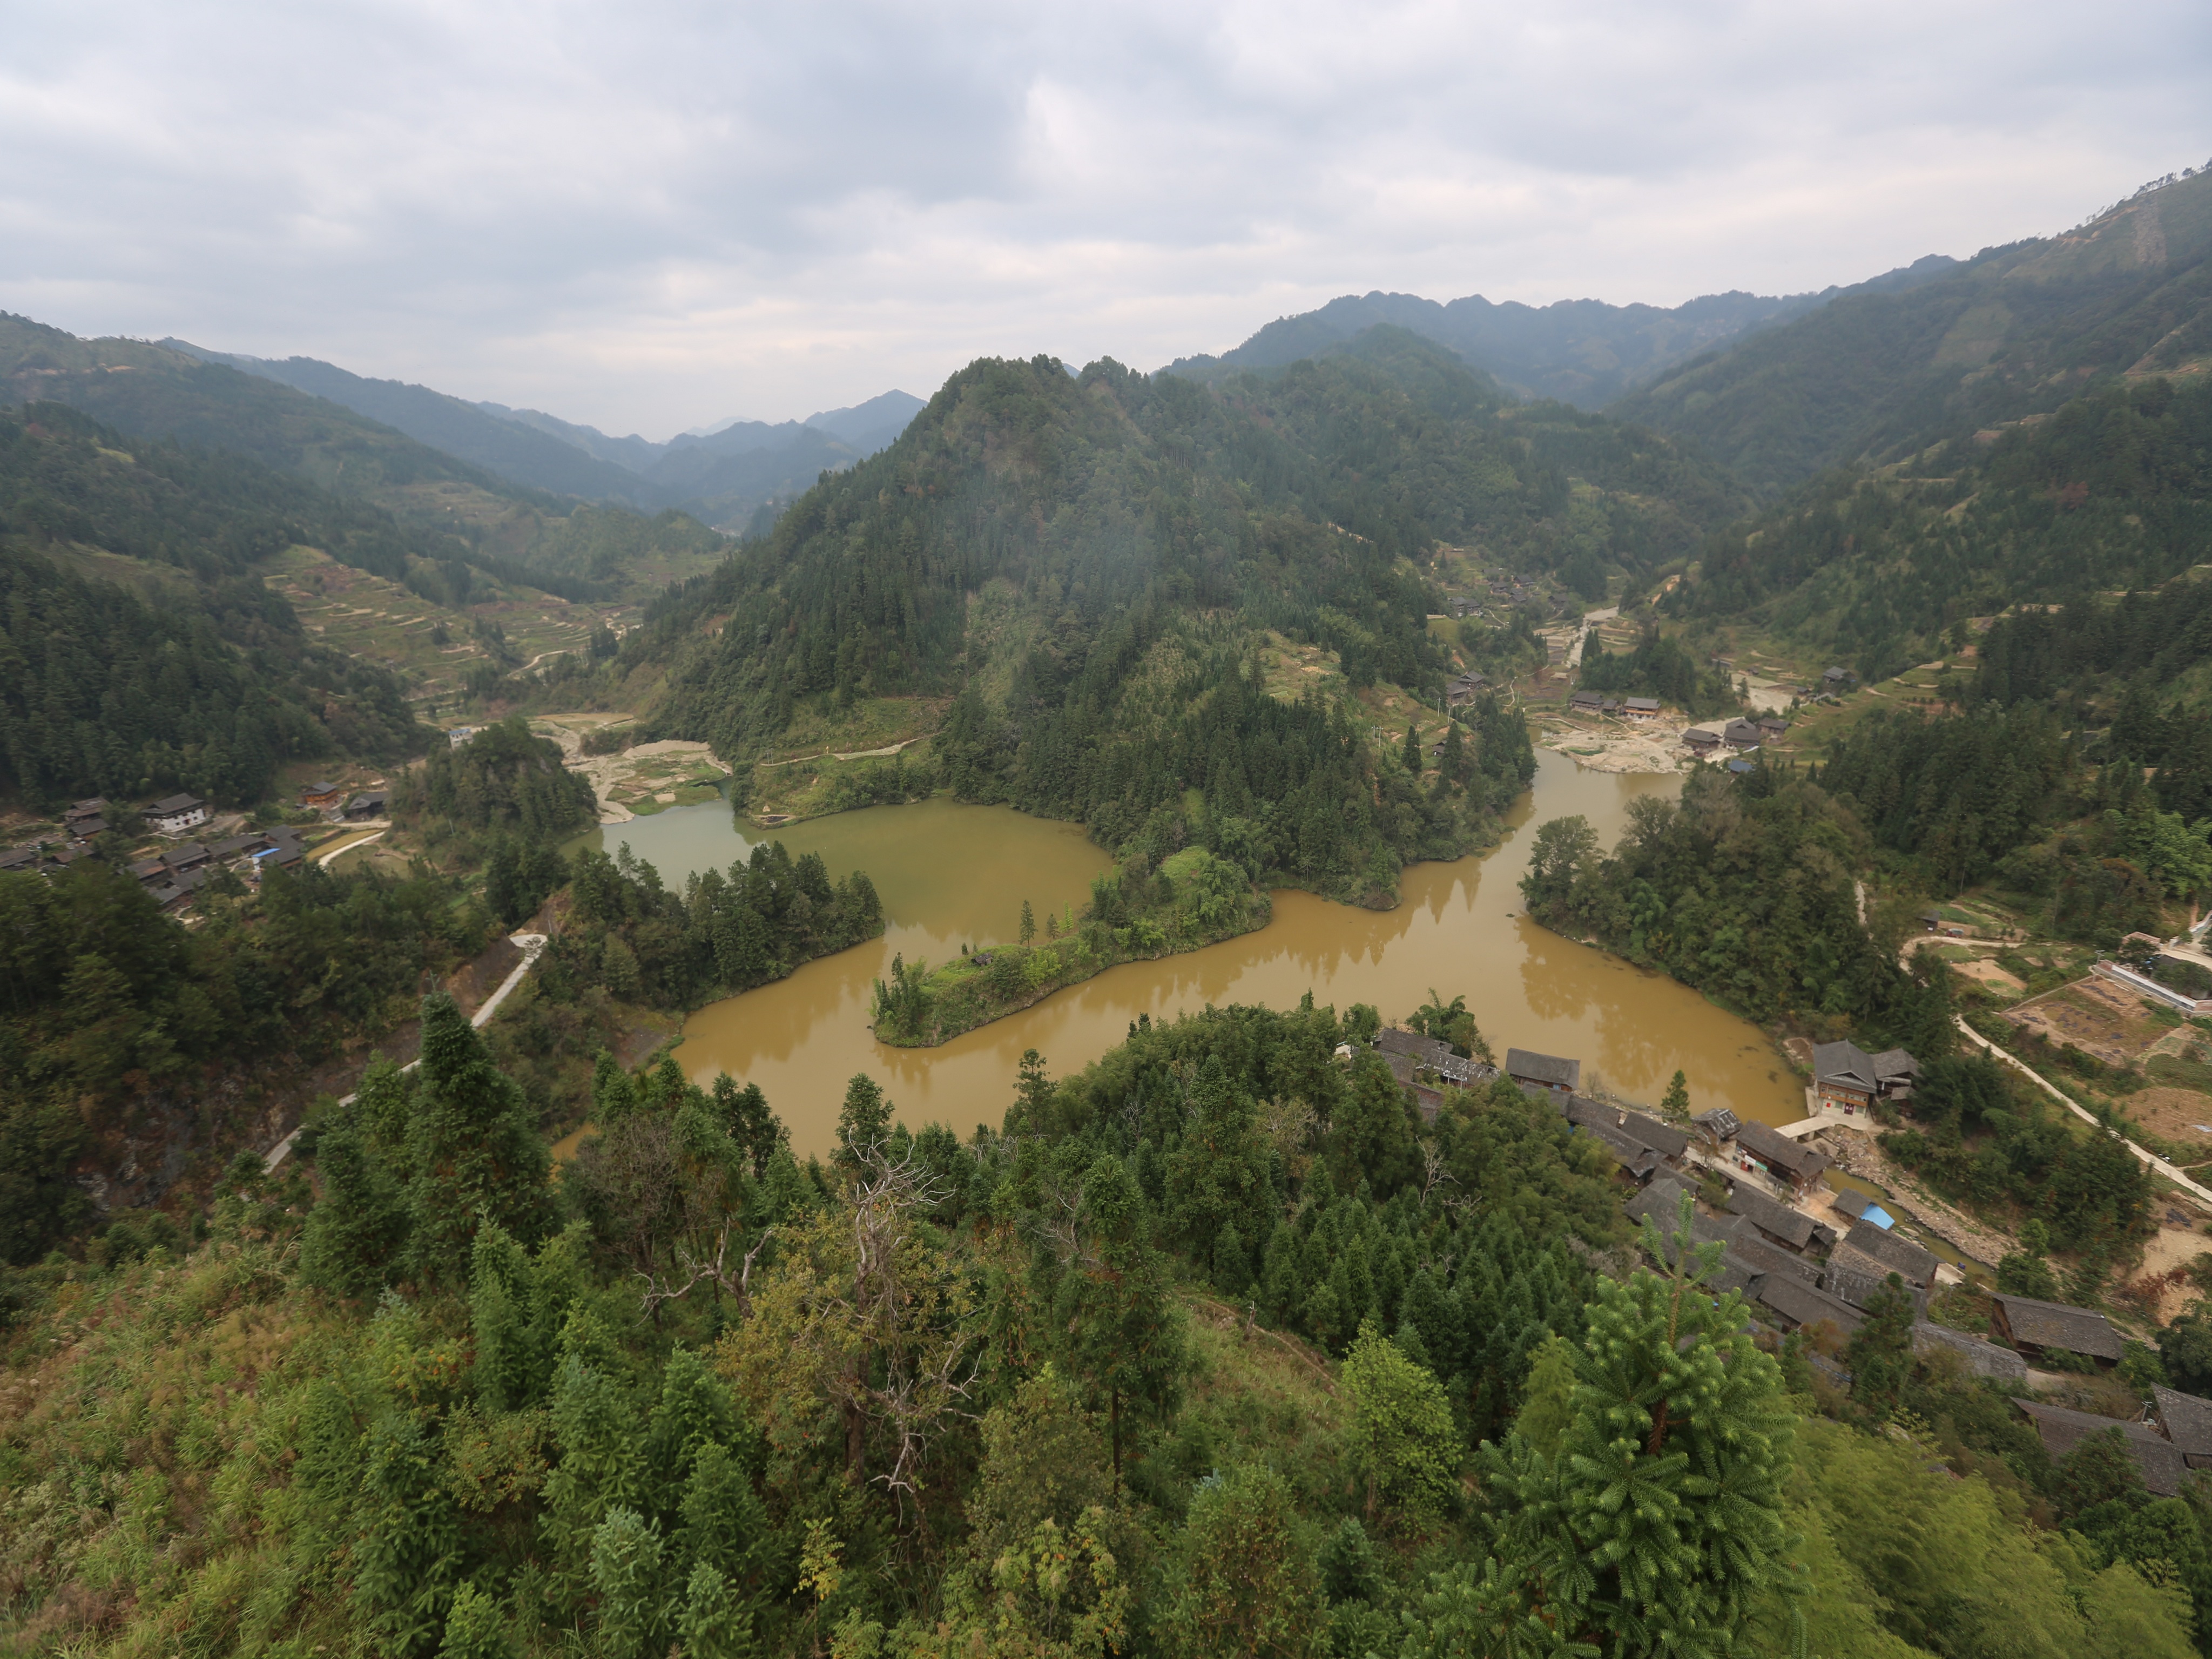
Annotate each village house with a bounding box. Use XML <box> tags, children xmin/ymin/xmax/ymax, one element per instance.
<box><xmin>163</xmin><ymin>842</ymin><xmax>213</xmax><ymax>876</ymax></box>
<box><xmin>146</xmin><ymin>792</ymin><xmax>208</xmax><ymax>835</ymax></box>
<box><xmin>2012</xmin><ymin>1400</ymin><xmax>2182</xmax><ymax>1495</ymax></box>
<box><xmin>1564</xmin><ymin>1096</ymin><xmax>1687</xmax><ymax>1179</ymax></box>
<box><xmin>1445</xmin><ymin>673</ymin><xmax>1487</xmax><ymax>707</ymax></box>
<box><xmin>301</xmin><ymin>781</ymin><xmax>344</xmax><ymax>810</ymax></box>
<box><xmin>1811</xmin><ymin>1041</ymin><xmax>1921</xmax><ymax>1114</ymax></box>
<box><xmin>1829</xmin><ymin>1187</ymin><xmax>1898</xmax><ymax>1229</ymax></box>
<box><xmin>1569</xmin><ymin>689</ymin><xmax>1603</xmax><ymax>714</ymax></box>
<box><xmin>2153</xmin><ymin>1387</ymin><xmax>2212</xmax><ymax>1469</ymax></box>
<box><xmin>1988</xmin><ymin>1293</ymin><xmax>2126</xmax><ymax>1370</ymax></box>
<box><xmin>1681</xmin><ymin>723</ymin><xmax>1725</xmax><ymax>754</ymax></box>
<box><xmin>1911</xmin><ymin>1320</ymin><xmax>2028</xmax><ymax>1383</ymax></box>
<box><xmin>67</xmin><ymin>816</ymin><xmax>110</xmax><ymax>841</ymax></box>
<box><xmin>1724</xmin><ymin>1183</ymin><xmax>1817</xmax><ymax>1251</ymax></box>
<box><xmin>1733</xmin><ymin>1119</ymin><xmax>1830</xmax><ymax>1196</ymax></box>
<box><xmin>1751</xmin><ymin>1273</ymin><xmax>1866</xmax><ymax>1337</ymax></box>
<box><xmin>1506</xmin><ymin>1047</ymin><xmax>1580</xmax><ymax>1100</ymax></box>
<box><xmin>1757</xmin><ymin>716</ymin><xmax>1789</xmax><ymax>739</ymax></box>
<box><xmin>447</xmin><ymin>726</ymin><xmax>480</xmax><ymax>747</ymax></box>
<box><xmin>1722</xmin><ymin>718</ymin><xmax>1762</xmax><ymax>751</ymax></box>
<box><xmin>1822</xmin><ymin>666</ymin><xmax>1854</xmax><ymax>689</ymax></box>
<box><xmin>1622</xmin><ymin>696</ymin><xmax>1660</xmax><ymax>720</ymax></box>
<box><xmin>1829</xmin><ymin>1217</ymin><xmax>1940</xmax><ymax>1290</ymax></box>
<box><xmin>0</xmin><ymin>845</ymin><xmax>39</xmax><ymax>874</ymax></box>
<box><xmin>64</xmin><ymin>797</ymin><xmax>108</xmax><ymax>831</ymax></box>
<box><xmin>342</xmin><ymin>789</ymin><xmax>389</xmax><ymax>821</ymax></box>
<box><xmin>1689</xmin><ymin>1106</ymin><xmax>1741</xmax><ymax>1152</ymax></box>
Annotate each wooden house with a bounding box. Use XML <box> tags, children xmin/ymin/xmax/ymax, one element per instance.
<box><xmin>1911</xmin><ymin>1321</ymin><xmax>2027</xmax><ymax>1383</ymax></box>
<box><xmin>1733</xmin><ymin>1119</ymin><xmax>1830</xmax><ymax>1196</ymax></box>
<box><xmin>1988</xmin><ymin>1294</ymin><xmax>2126</xmax><ymax>1369</ymax></box>
<box><xmin>2153</xmin><ymin>1387</ymin><xmax>2212</xmax><ymax>1469</ymax></box>
<box><xmin>1829</xmin><ymin>1218</ymin><xmax>1939</xmax><ymax>1289</ymax></box>
<box><xmin>1724</xmin><ymin>1184</ymin><xmax>1816</xmax><ymax>1251</ymax></box>
<box><xmin>1506</xmin><ymin>1048</ymin><xmax>1580</xmax><ymax>1100</ymax></box>
<box><xmin>301</xmin><ymin>781</ymin><xmax>343</xmax><ymax>810</ymax></box>
<box><xmin>2012</xmin><ymin>1400</ymin><xmax>2181</xmax><ymax>1495</ymax></box>
<box><xmin>1622</xmin><ymin>696</ymin><xmax>1660</xmax><ymax>720</ymax></box>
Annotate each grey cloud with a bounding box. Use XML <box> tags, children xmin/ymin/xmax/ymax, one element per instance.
<box><xmin>1</xmin><ymin>1</ymin><xmax>2207</xmax><ymax>433</ymax></box>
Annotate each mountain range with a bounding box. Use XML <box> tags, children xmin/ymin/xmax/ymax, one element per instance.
<box><xmin>160</xmin><ymin>339</ymin><xmax>924</xmax><ymax>528</ymax></box>
<box><xmin>1163</xmin><ymin>257</ymin><xmax>1961</xmax><ymax>407</ymax></box>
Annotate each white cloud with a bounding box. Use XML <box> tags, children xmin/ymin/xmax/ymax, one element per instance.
<box><xmin>1</xmin><ymin>0</ymin><xmax>2206</xmax><ymax>435</ymax></box>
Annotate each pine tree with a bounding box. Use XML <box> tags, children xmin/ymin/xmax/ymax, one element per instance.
<box><xmin>676</xmin><ymin>1563</ymin><xmax>754</xmax><ymax>1659</ymax></box>
<box><xmin>1405</xmin><ymin>721</ymin><xmax>1424</xmax><ymax>773</ymax></box>
<box><xmin>434</xmin><ymin>1582</ymin><xmax>517</xmax><ymax>1659</ymax></box>
<box><xmin>405</xmin><ymin>994</ymin><xmax>552</xmax><ymax>1287</ymax></box>
<box><xmin>835</xmin><ymin>1073</ymin><xmax>892</xmax><ymax>1162</ymax></box>
<box><xmin>1429</xmin><ymin>1193</ymin><xmax>1797</xmax><ymax>1655</ymax></box>
<box><xmin>299</xmin><ymin>1094</ymin><xmax>410</xmax><ymax>1299</ymax></box>
<box><xmin>353</xmin><ymin>1414</ymin><xmax>464</xmax><ymax>1659</ymax></box>
<box><xmin>589</xmin><ymin>1507</ymin><xmax>669</xmax><ymax>1659</ymax></box>
<box><xmin>1054</xmin><ymin>1152</ymin><xmax>1186</xmax><ymax>1488</ymax></box>
<box><xmin>1020</xmin><ymin>898</ymin><xmax>1036</xmax><ymax>944</ymax></box>
<box><xmin>1845</xmin><ymin>1272</ymin><xmax>1915</xmax><ymax>1422</ymax></box>
<box><xmin>1660</xmin><ymin>1069</ymin><xmax>1691</xmax><ymax>1123</ymax></box>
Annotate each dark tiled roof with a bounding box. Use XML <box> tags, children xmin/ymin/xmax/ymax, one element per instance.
<box><xmin>1839</xmin><ymin>1219</ymin><xmax>1939</xmax><ymax>1285</ymax></box>
<box><xmin>1823</xmin><ymin>1265</ymin><xmax>1928</xmax><ymax>1315</ymax></box>
<box><xmin>2013</xmin><ymin>1400</ymin><xmax>2182</xmax><ymax>1496</ymax></box>
<box><xmin>1870</xmin><ymin>1048</ymin><xmax>1921</xmax><ymax>1081</ymax></box>
<box><xmin>1831</xmin><ymin>1188</ymin><xmax>1872</xmax><ymax>1221</ymax></box>
<box><xmin>1992</xmin><ymin>1294</ymin><xmax>2125</xmax><ymax>1361</ymax></box>
<box><xmin>147</xmin><ymin>793</ymin><xmax>203</xmax><ymax>815</ymax></box>
<box><xmin>1505</xmin><ymin>1048</ymin><xmax>1580</xmax><ymax>1090</ymax></box>
<box><xmin>1625</xmin><ymin>1178</ymin><xmax>1691</xmax><ymax>1229</ymax></box>
<box><xmin>1566</xmin><ymin>1096</ymin><xmax>1688</xmax><ymax>1159</ymax></box>
<box><xmin>1691</xmin><ymin>1106</ymin><xmax>1740</xmax><ymax>1141</ymax></box>
<box><xmin>2154</xmin><ymin>1387</ymin><xmax>2212</xmax><ymax>1460</ymax></box>
<box><xmin>1753</xmin><ymin>1274</ymin><xmax>1865</xmax><ymax>1334</ymax></box>
<box><xmin>164</xmin><ymin>843</ymin><xmax>210</xmax><ymax>867</ymax></box>
<box><xmin>1724</xmin><ymin>1184</ymin><xmax>1816</xmax><ymax>1249</ymax></box>
<box><xmin>1812</xmin><ymin>1040</ymin><xmax>1878</xmax><ymax>1092</ymax></box>
<box><xmin>0</xmin><ymin>845</ymin><xmax>40</xmax><ymax>871</ymax></box>
<box><xmin>1912</xmin><ymin>1321</ymin><xmax>2027</xmax><ymax>1382</ymax></box>
<box><xmin>1624</xmin><ymin>697</ymin><xmax>1660</xmax><ymax>711</ymax></box>
<box><xmin>1725</xmin><ymin>1228</ymin><xmax>1823</xmax><ymax>1286</ymax></box>
<box><xmin>1735</xmin><ymin>1120</ymin><xmax>1830</xmax><ymax>1180</ymax></box>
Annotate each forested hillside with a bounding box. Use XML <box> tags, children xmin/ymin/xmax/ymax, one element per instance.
<box><xmin>614</xmin><ymin>336</ymin><xmax>1741</xmax><ymax>900</ymax></box>
<box><xmin>1615</xmin><ymin>167</ymin><xmax>2212</xmax><ymax>492</ymax></box>
<box><xmin>3</xmin><ymin>1001</ymin><xmax>2200</xmax><ymax>1659</ymax></box>
<box><xmin>0</xmin><ymin>403</ymin><xmax>429</xmax><ymax>805</ymax></box>
<box><xmin>1</xmin><ymin>314</ymin><xmax>733</xmax><ymax>598</ymax></box>
<box><xmin>1671</xmin><ymin>372</ymin><xmax>2212</xmax><ymax>679</ymax></box>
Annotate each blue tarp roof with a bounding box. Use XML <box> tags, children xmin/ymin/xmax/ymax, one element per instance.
<box><xmin>1863</xmin><ymin>1205</ymin><xmax>1896</xmax><ymax>1230</ymax></box>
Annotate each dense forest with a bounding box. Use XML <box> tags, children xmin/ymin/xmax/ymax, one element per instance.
<box><xmin>1673</xmin><ymin>375</ymin><xmax>2212</xmax><ymax>680</ymax></box>
<box><xmin>3</xmin><ymin>1000</ymin><xmax>2204</xmax><ymax>1659</ymax></box>
<box><xmin>0</xmin><ymin>404</ymin><xmax>432</xmax><ymax>804</ymax></box>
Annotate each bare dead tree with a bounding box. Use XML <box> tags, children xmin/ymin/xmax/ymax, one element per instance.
<box><xmin>1417</xmin><ymin>1139</ymin><xmax>1456</xmax><ymax>1208</ymax></box>
<box><xmin>637</xmin><ymin>1222</ymin><xmax>774</xmax><ymax>1318</ymax></box>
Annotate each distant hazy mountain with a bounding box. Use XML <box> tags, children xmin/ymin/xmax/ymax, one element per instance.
<box><xmin>478</xmin><ymin>389</ymin><xmax>927</xmax><ymax>528</ymax></box>
<box><xmin>161</xmin><ymin>341</ymin><xmax>650</xmax><ymax>501</ymax></box>
<box><xmin>1165</xmin><ymin>258</ymin><xmax>1959</xmax><ymax>408</ymax></box>
<box><xmin>802</xmin><ymin>389</ymin><xmax>928</xmax><ymax>453</ymax></box>
<box><xmin>1612</xmin><ymin>168</ymin><xmax>2212</xmax><ymax>490</ymax></box>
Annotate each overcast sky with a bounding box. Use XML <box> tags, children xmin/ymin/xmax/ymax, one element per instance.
<box><xmin>4</xmin><ymin>1</ymin><xmax>2208</xmax><ymax>436</ymax></box>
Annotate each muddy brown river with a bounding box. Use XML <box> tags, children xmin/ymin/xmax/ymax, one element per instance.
<box><xmin>577</xmin><ymin>752</ymin><xmax>1801</xmax><ymax>1158</ymax></box>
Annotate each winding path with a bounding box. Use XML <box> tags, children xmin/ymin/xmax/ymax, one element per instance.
<box><xmin>1952</xmin><ymin>1014</ymin><xmax>2212</xmax><ymax>1207</ymax></box>
<box><xmin>263</xmin><ymin>932</ymin><xmax>548</xmax><ymax>1171</ymax></box>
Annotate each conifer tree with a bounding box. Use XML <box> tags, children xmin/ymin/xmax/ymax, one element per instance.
<box><xmin>1054</xmin><ymin>1152</ymin><xmax>1186</xmax><ymax>1487</ymax></box>
<box><xmin>1020</xmin><ymin>898</ymin><xmax>1036</xmax><ymax>945</ymax></box>
<box><xmin>405</xmin><ymin>993</ymin><xmax>552</xmax><ymax>1287</ymax></box>
<box><xmin>354</xmin><ymin>1414</ymin><xmax>464</xmax><ymax>1659</ymax></box>
<box><xmin>299</xmin><ymin>1093</ymin><xmax>410</xmax><ymax>1299</ymax></box>
<box><xmin>589</xmin><ymin>1507</ymin><xmax>669</xmax><ymax>1659</ymax></box>
<box><xmin>1423</xmin><ymin>1194</ymin><xmax>1797</xmax><ymax>1656</ymax></box>
<box><xmin>835</xmin><ymin>1072</ymin><xmax>892</xmax><ymax>1163</ymax></box>
<box><xmin>1660</xmin><ymin>1070</ymin><xmax>1691</xmax><ymax>1123</ymax></box>
<box><xmin>434</xmin><ymin>1582</ymin><xmax>516</xmax><ymax>1659</ymax></box>
<box><xmin>1406</xmin><ymin>721</ymin><xmax>1424</xmax><ymax>773</ymax></box>
<box><xmin>676</xmin><ymin>1563</ymin><xmax>753</xmax><ymax>1659</ymax></box>
<box><xmin>1844</xmin><ymin>1272</ymin><xmax>1915</xmax><ymax>1422</ymax></box>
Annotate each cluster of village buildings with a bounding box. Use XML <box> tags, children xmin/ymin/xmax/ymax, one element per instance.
<box><xmin>1369</xmin><ymin>1025</ymin><xmax>2206</xmax><ymax>1488</ymax></box>
<box><xmin>0</xmin><ymin>781</ymin><xmax>387</xmax><ymax>912</ymax></box>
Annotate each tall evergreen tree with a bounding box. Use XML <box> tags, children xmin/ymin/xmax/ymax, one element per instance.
<box><xmin>404</xmin><ymin>993</ymin><xmax>553</xmax><ymax>1287</ymax></box>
